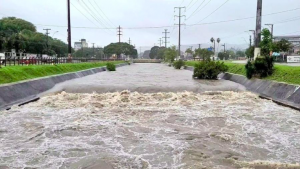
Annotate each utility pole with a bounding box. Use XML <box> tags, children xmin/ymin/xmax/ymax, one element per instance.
<box><xmin>140</xmin><ymin>47</ymin><xmax>142</xmax><ymax>58</ymax></box>
<box><xmin>254</xmin><ymin>0</ymin><xmax>262</xmax><ymax>59</ymax></box>
<box><xmin>117</xmin><ymin>25</ymin><xmax>122</xmax><ymax>43</ymax></box>
<box><xmin>162</xmin><ymin>29</ymin><xmax>170</xmax><ymax>48</ymax></box>
<box><xmin>222</xmin><ymin>43</ymin><xmax>226</xmax><ymax>53</ymax></box>
<box><xmin>81</xmin><ymin>39</ymin><xmax>84</xmax><ymax>58</ymax></box>
<box><xmin>43</xmin><ymin>29</ymin><xmax>51</xmax><ymax>54</ymax></box>
<box><xmin>158</xmin><ymin>38</ymin><xmax>162</xmax><ymax>47</ymax></box>
<box><xmin>249</xmin><ymin>35</ymin><xmax>252</xmax><ymax>47</ymax></box>
<box><xmin>265</xmin><ymin>24</ymin><xmax>274</xmax><ymax>40</ymax></box>
<box><xmin>174</xmin><ymin>7</ymin><xmax>186</xmax><ymax>59</ymax></box>
<box><xmin>128</xmin><ymin>38</ymin><xmax>131</xmax><ymax>45</ymax></box>
<box><xmin>67</xmin><ymin>0</ymin><xmax>72</xmax><ymax>56</ymax></box>
<box><xmin>92</xmin><ymin>43</ymin><xmax>95</xmax><ymax>58</ymax></box>
<box><xmin>117</xmin><ymin>25</ymin><xmax>122</xmax><ymax>59</ymax></box>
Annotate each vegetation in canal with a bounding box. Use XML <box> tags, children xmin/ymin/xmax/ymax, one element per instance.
<box><xmin>0</xmin><ymin>61</ymin><xmax>124</xmax><ymax>85</ymax></box>
<box><xmin>173</xmin><ymin>60</ymin><xmax>185</xmax><ymax>69</ymax></box>
<box><xmin>193</xmin><ymin>61</ymin><xmax>228</xmax><ymax>79</ymax></box>
<box><xmin>106</xmin><ymin>62</ymin><xmax>116</xmax><ymax>71</ymax></box>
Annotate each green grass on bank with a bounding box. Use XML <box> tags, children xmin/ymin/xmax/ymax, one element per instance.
<box><xmin>0</xmin><ymin>61</ymin><xmax>125</xmax><ymax>85</ymax></box>
<box><xmin>186</xmin><ymin>61</ymin><xmax>300</xmax><ymax>85</ymax></box>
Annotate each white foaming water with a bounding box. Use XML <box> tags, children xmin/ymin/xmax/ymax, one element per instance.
<box><xmin>0</xmin><ymin>91</ymin><xmax>299</xmax><ymax>169</ymax></box>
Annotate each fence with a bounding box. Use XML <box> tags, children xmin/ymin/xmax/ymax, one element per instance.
<box><xmin>0</xmin><ymin>57</ymin><xmax>125</xmax><ymax>67</ymax></box>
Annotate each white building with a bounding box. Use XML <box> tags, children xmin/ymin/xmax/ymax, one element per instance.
<box><xmin>74</xmin><ymin>39</ymin><xmax>89</xmax><ymax>51</ymax></box>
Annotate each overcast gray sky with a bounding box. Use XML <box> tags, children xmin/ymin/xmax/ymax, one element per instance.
<box><xmin>1</xmin><ymin>0</ymin><xmax>300</xmax><ymax>51</ymax></box>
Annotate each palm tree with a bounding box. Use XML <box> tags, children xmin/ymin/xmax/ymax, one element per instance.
<box><xmin>217</xmin><ymin>38</ymin><xmax>221</xmax><ymax>53</ymax></box>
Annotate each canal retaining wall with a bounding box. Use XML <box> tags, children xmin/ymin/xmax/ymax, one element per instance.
<box><xmin>0</xmin><ymin>63</ymin><xmax>128</xmax><ymax>110</ymax></box>
<box><xmin>185</xmin><ymin>66</ymin><xmax>300</xmax><ymax>110</ymax></box>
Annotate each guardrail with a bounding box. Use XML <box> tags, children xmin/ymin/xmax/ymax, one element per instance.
<box><xmin>0</xmin><ymin>57</ymin><xmax>125</xmax><ymax>67</ymax></box>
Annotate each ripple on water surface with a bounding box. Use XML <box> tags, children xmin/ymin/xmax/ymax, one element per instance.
<box><xmin>0</xmin><ymin>91</ymin><xmax>299</xmax><ymax>169</ymax></box>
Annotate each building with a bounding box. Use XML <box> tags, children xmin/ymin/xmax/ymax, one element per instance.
<box><xmin>74</xmin><ymin>42</ymin><xmax>82</xmax><ymax>51</ymax></box>
<box><xmin>274</xmin><ymin>35</ymin><xmax>300</xmax><ymax>54</ymax></box>
<box><xmin>74</xmin><ymin>39</ymin><xmax>89</xmax><ymax>51</ymax></box>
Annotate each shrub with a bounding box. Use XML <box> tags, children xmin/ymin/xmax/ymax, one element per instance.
<box><xmin>193</xmin><ymin>61</ymin><xmax>228</xmax><ymax>79</ymax></box>
<box><xmin>106</xmin><ymin>62</ymin><xmax>116</xmax><ymax>71</ymax></box>
<box><xmin>173</xmin><ymin>60</ymin><xmax>185</xmax><ymax>69</ymax></box>
<box><xmin>245</xmin><ymin>56</ymin><xmax>274</xmax><ymax>79</ymax></box>
<box><xmin>245</xmin><ymin>61</ymin><xmax>255</xmax><ymax>79</ymax></box>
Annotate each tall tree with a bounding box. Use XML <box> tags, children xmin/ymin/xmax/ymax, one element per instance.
<box><xmin>272</xmin><ymin>39</ymin><xmax>292</xmax><ymax>53</ymax></box>
<box><xmin>195</xmin><ymin>48</ymin><xmax>214</xmax><ymax>61</ymax></box>
<box><xmin>260</xmin><ymin>28</ymin><xmax>273</xmax><ymax>57</ymax></box>
<box><xmin>149</xmin><ymin>46</ymin><xmax>160</xmax><ymax>59</ymax></box>
<box><xmin>245</xmin><ymin>46</ymin><xmax>255</xmax><ymax>59</ymax></box>
<box><xmin>157</xmin><ymin>47</ymin><xmax>166</xmax><ymax>60</ymax></box>
<box><xmin>104</xmin><ymin>42</ymin><xmax>137</xmax><ymax>58</ymax></box>
<box><xmin>164</xmin><ymin>46</ymin><xmax>177</xmax><ymax>62</ymax></box>
<box><xmin>236</xmin><ymin>50</ymin><xmax>245</xmax><ymax>58</ymax></box>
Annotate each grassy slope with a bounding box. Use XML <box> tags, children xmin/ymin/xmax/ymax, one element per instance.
<box><xmin>186</xmin><ymin>61</ymin><xmax>300</xmax><ymax>85</ymax></box>
<box><xmin>0</xmin><ymin>61</ymin><xmax>124</xmax><ymax>85</ymax></box>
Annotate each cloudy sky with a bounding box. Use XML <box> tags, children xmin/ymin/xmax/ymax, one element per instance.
<box><xmin>1</xmin><ymin>0</ymin><xmax>300</xmax><ymax>51</ymax></box>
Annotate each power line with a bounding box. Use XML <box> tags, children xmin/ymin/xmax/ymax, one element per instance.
<box><xmin>180</xmin><ymin>0</ymin><xmax>186</xmax><ymax>5</ymax></box>
<box><xmin>80</xmin><ymin>0</ymin><xmax>110</xmax><ymax>29</ymax></box>
<box><xmin>186</xmin><ymin>0</ymin><xmax>206</xmax><ymax>20</ymax></box>
<box><xmin>188</xmin><ymin>0</ymin><xmax>212</xmax><ymax>21</ymax></box>
<box><xmin>70</xmin><ymin>2</ymin><xmax>98</xmax><ymax>28</ymax></box>
<box><xmin>87</xmin><ymin>0</ymin><xmax>114</xmax><ymax>28</ymax></box>
<box><xmin>273</xmin><ymin>16</ymin><xmax>300</xmax><ymax>24</ymax></box>
<box><xmin>32</xmin><ymin>7</ymin><xmax>300</xmax><ymax>30</ymax></box>
<box><xmin>196</xmin><ymin>0</ymin><xmax>230</xmax><ymax>24</ymax></box>
<box><xmin>77</xmin><ymin>0</ymin><xmax>114</xmax><ymax>35</ymax></box>
<box><xmin>92</xmin><ymin>0</ymin><xmax>116</xmax><ymax>27</ymax></box>
<box><xmin>187</xmin><ymin>0</ymin><xmax>201</xmax><ymax>10</ymax></box>
<box><xmin>186</xmin><ymin>0</ymin><xmax>195</xmax><ymax>9</ymax></box>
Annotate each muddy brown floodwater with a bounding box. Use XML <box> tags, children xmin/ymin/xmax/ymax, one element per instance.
<box><xmin>0</xmin><ymin>64</ymin><xmax>300</xmax><ymax>169</ymax></box>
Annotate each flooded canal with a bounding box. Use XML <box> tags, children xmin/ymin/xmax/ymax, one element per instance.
<box><xmin>43</xmin><ymin>63</ymin><xmax>245</xmax><ymax>94</ymax></box>
<box><xmin>0</xmin><ymin>64</ymin><xmax>299</xmax><ymax>169</ymax></box>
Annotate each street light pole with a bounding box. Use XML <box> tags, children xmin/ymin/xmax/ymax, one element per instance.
<box><xmin>52</xmin><ymin>31</ymin><xmax>59</xmax><ymax>38</ymax></box>
<box><xmin>249</xmin><ymin>30</ymin><xmax>256</xmax><ymax>46</ymax></box>
<box><xmin>265</xmin><ymin>24</ymin><xmax>274</xmax><ymax>41</ymax></box>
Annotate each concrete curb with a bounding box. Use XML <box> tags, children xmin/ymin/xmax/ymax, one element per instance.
<box><xmin>185</xmin><ymin>66</ymin><xmax>300</xmax><ymax>110</ymax></box>
<box><xmin>0</xmin><ymin>63</ymin><xmax>128</xmax><ymax>110</ymax></box>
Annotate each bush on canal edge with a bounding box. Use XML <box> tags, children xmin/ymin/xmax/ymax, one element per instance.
<box><xmin>245</xmin><ymin>57</ymin><xmax>274</xmax><ymax>79</ymax></box>
<box><xmin>106</xmin><ymin>62</ymin><xmax>116</xmax><ymax>71</ymax></box>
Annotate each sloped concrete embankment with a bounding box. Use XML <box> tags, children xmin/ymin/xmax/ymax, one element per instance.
<box><xmin>0</xmin><ymin>63</ymin><xmax>128</xmax><ymax>110</ymax></box>
<box><xmin>185</xmin><ymin>66</ymin><xmax>300</xmax><ymax>110</ymax></box>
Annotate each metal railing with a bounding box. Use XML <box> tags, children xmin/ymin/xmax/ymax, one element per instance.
<box><xmin>0</xmin><ymin>57</ymin><xmax>124</xmax><ymax>67</ymax></box>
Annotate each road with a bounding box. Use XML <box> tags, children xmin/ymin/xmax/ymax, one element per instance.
<box><xmin>0</xmin><ymin>63</ymin><xmax>299</xmax><ymax>169</ymax></box>
<box><xmin>232</xmin><ymin>60</ymin><xmax>300</xmax><ymax>66</ymax></box>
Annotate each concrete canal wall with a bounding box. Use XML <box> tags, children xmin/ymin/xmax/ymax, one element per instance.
<box><xmin>186</xmin><ymin>66</ymin><xmax>300</xmax><ymax>110</ymax></box>
<box><xmin>0</xmin><ymin>63</ymin><xmax>128</xmax><ymax>110</ymax></box>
